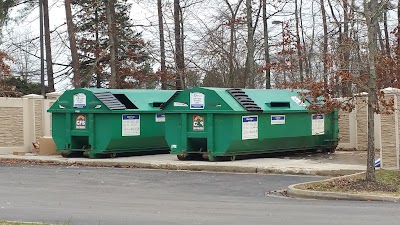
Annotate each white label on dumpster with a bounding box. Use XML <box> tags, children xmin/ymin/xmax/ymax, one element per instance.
<box><xmin>242</xmin><ymin>115</ymin><xmax>258</xmax><ymax>140</ymax></box>
<box><xmin>312</xmin><ymin>114</ymin><xmax>324</xmax><ymax>135</ymax></box>
<box><xmin>155</xmin><ymin>114</ymin><xmax>165</xmax><ymax>122</ymax></box>
<box><xmin>291</xmin><ymin>96</ymin><xmax>306</xmax><ymax>106</ymax></box>
<box><xmin>174</xmin><ymin>102</ymin><xmax>188</xmax><ymax>107</ymax></box>
<box><xmin>73</xmin><ymin>93</ymin><xmax>86</xmax><ymax>108</ymax></box>
<box><xmin>190</xmin><ymin>92</ymin><xmax>205</xmax><ymax>109</ymax></box>
<box><xmin>271</xmin><ymin>115</ymin><xmax>285</xmax><ymax>125</ymax></box>
<box><xmin>122</xmin><ymin>114</ymin><xmax>140</xmax><ymax>136</ymax></box>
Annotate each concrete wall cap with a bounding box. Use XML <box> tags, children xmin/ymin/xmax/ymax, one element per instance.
<box><xmin>23</xmin><ymin>94</ymin><xmax>44</xmax><ymax>99</ymax></box>
<box><xmin>382</xmin><ymin>87</ymin><xmax>400</xmax><ymax>94</ymax></box>
<box><xmin>46</xmin><ymin>91</ymin><xmax>63</xmax><ymax>98</ymax></box>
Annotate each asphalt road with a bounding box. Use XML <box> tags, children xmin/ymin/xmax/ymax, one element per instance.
<box><xmin>0</xmin><ymin>164</ymin><xmax>399</xmax><ymax>225</ymax></box>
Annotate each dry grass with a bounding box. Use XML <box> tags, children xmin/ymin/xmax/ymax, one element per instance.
<box><xmin>0</xmin><ymin>222</ymin><xmax>69</xmax><ymax>225</ymax></box>
<box><xmin>0</xmin><ymin>222</ymin><xmax>51</xmax><ymax>225</ymax></box>
<box><xmin>297</xmin><ymin>170</ymin><xmax>400</xmax><ymax>197</ymax></box>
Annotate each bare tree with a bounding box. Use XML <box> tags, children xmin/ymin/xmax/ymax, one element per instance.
<box><xmin>398</xmin><ymin>0</ymin><xmax>400</xmax><ymax>52</ymax></box>
<box><xmin>158</xmin><ymin>0</ymin><xmax>167</xmax><ymax>90</ymax></box>
<box><xmin>262</xmin><ymin>0</ymin><xmax>270</xmax><ymax>89</ymax></box>
<box><xmin>106</xmin><ymin>0</ymin><xmax>118</xmax><ymax>88</ymax></box>
<box><xmin>383</xmin><ymin>10</ymin><xmax>390</xmax><ymax>56</ymax></box>
<box><xmin>342</xmin><ymin>0</ymin><xmax>351</xmax><ymax>96</ymax></box>
<box><xmin>320</xmin><ymin>0</ymin><xmax>328</xmax><ymax>84</ymax></box>
<box><xmin>294</xmin><ymin>0</ymin><xmax>303</xmax><ymax>83</ymax></box>
<box><xmin>364</xmin><ymin>0</ymin><xmax>388</xmax><ymax>182</ymax></box>
<box><xmin>174</xmin><ymin>0</ymin><xmax>184</xmax><ymax>90</ymax></box>
<box><xmin>224</xmin><ymin>0</ymin><xmax>244</xmax><ymax>88</ymax></box>
<box><xmin>64</xmin><ymin>0</ymin><xmax>80</xmax><ymax>87</ymax></box>
<box><xmin>42</xmin><ymin>0</ymin><xmax>54</xmax><ymax>91</ymax></box>
<box><xmin>244</xmin><ymin>0</ymin><xmax>255</xmax><ymax>88</ymax></box>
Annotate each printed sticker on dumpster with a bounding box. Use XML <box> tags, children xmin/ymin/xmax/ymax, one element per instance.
<box><xmin>291</xmin><ymin>96</ymin><xmax>306</xmax><ymax>106</ymax></box>
<box><xmin>73</xmin><ymin>93</ymin><xmax>86</xmax><ymax>108</ymax></box>
<box><xmin>242</xmin><ymin>115</ymin><xmax>258</xmax><ymax>140</ymax></box>
<box><xmin>312</xmin><ymin>114</ymin><xmax>324</xmax><ymax>135</ymax></box>
<box><xmin>271</xmin><ymin>115</ymin><xmax>285</xmax><ymax>125</ymax></box>
<box><xmin>122</xmin><ymin>114</ymin><xmax>140</xmax><ymax>136</ymax></box>
<box><xmin>155</xmin><ymin>114</ymin><xmax>166</xmax><ymax>122</ymax></box>
<box><xmin>193</xmin><ymin>115</ymin><xmax>205</xmax><ymax>131</ymax></box>
<box><xmin>174</xmin><ymin>102</ymin><xmax>188</xmax><ymax>107</ymax></box>
<box><xmin>190</xmin><ymin>92</ymin><xmax>205</xmax><ymax>109</ymax></box>
<box><xmin>75</xmin><ymin>114</ymin><xmax>86</xmax><ymax>129</ymax></box>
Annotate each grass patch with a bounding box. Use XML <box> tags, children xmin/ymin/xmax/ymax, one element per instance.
<box><xmin>0</xmin><ymin>222</ymin><xmax>69</xmax><ymax>225</ymax></box>
<box><xmin>297</xmin><ymin>170</ymin><xmax>400</xmax><ymax>197</ymax></box>
<box><xmin>0</xmin><ymin>222</ymin><xmax>52</xmax><ymax>225</ymax></box>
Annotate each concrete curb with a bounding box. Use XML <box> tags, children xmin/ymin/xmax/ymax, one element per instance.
<box><xmin>287</xmin><ymin>172</ymin><xmax>400</xmax><ymax>202</ymax></box>
<box><xmin>0</xmin><ymin>156</ymin><xmax>364</xmax><ymax>176</ymax></box>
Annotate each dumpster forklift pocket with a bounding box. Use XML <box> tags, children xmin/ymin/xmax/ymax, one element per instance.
<box><xmin>187</xmin><ymin>138</ymin><xmax>207</xmax><ymax>153</ymax></box>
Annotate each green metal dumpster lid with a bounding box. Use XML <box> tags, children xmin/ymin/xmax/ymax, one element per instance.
<box><xmin>48</xmin><ymin>88</ymin><xmax>177</xmax><ymax>113</ymax></box>
<box><xmin>161</xmin><ymin>87</ymin><xmax>312</xmax><ymax>113</ymax></box>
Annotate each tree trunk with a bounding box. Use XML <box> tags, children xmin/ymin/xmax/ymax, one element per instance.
<box><xmin>157</xmin><ymin>0</ymin><xmax>167</xmax><ymax>90</ymax></box>
<box><xmin>95</xmin><ymin>7</ymin><xmax>101</xmax><ymax>88</ymax></box>
<box><xmin>376</xmin><ymin>21</ymin><xmax>385</xmax><ymax>52</ymax></box>
<box><xmin>64</xmin><ymin>0</ymin><xmax>80</xmax><ymax>88</ymax></box>
<box><xmin>307</xmin><ymin>0</ymin><xmax>316</xmax><ymax>80</ymax></box>
<box><xmin>229</xmin><ymin>20</ymin><xmax>235</xmax><ymax>87</ymax></box>
<box><xmin>224</xmin><ymin>0</ymin><xmax>243</xmax><ymax>88</ymax></box>
<box><xmin>343</xmin><ymin>0</ymin><xmax>351</xmax><ymax>96</ymax></box>
<box><xmin>106</xmin><ymin>0</ymin><xmax>117</xmax><ymax>88</ymax></box>
<box><xmin>383</xmin><ymin>11</ymin><xmax>390</xmax><ymax>56</ymax></box>
<box><xmin>320</xmin><ymin>0</ymin><xmax>328</xmax><ymax>84</ymax></box>
<box><xmin>263</xmin><ymin>0</ymin><xmax>270</xmax><ymax>89</ymax></box>
<box><xmin>42</xmin><ymin>0</ymin><xmax>54</xmax><ymax>92</ymax></box>
<box><xmin>179</xmin><ymin>6</ymin><xmax>186</xmax><ymax>89</ymax></box>
<box><xmin>398</xmin><ymin>0</ymin><xmax>400</xmax><ymax>54</ymax></box>
<box><xmin>327</xmin><ymin>0</ymin><xmax>341</xmax><ymax>95</ymax></box>
<box><xmin>39</xmin><ymin>0</ymin><xmax>45</xmax><ymax>96</ymax></box>
<box><xmin>300</xmin><ymin>0</ymin><xmax>311</xmax><ymax>78</ymax></box>
<box><xmin>364</xmin><ymin>0</ymin><xmax>379</xmax><ymax>182</ymax></box>
<box><xmin>173</xmin><ymin>0</ymin><xmax>184</xmax><ymax>90</ymax></box>
<box><xmin>294</xmin><ymin>0</ymin><xmax>303</xmax><ymax>83</ymax></box>
<box><xmin>245</xmin><ymin>0</ymin><xmax>255</xmax><ymax>88</ymax></box>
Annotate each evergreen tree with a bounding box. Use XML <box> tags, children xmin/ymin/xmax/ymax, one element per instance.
<box><xmin>72</xmin><ymin>0</ymin><xmax>153</xmax><ymax>88</ymax></box>
<box><xmin>0</xmin><ymin>0</ymin><xmax>15</xmax><ymax>28</ymax></box>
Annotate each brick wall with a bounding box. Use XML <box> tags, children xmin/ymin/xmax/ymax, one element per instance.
<box><xmin>338</xmin><ymin>109</ymin><xmax>350</xmax><ymax>143</ymax></box>
<box><xmin>0</xmin><ymin>93</ymin><xmax>62</xmax><ymax>154</ymax></box>
<box><xmin>356</xmin><ymin>97</ymin><xmax>368</xmax><ymax>151</ymax></box>
<box><xmin>0</xmin><ymin>106</ymin><xmax>24</xmax><ymax>147</ymax></box>
<box><xmin>34</xmin><ymin>99</ymin><xmax>43</xmax><ymax>140</ymax></box>
<box><xmin>379</xmin><ymin>94</ymin><xmax>400</xmax><ymax>169</ymax></box>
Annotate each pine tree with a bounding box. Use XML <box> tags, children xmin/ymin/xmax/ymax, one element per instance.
<box><xmin>72</xmin><ymin>0</ymin><xmax>152</xmax><ymax>88</ymax></box>
<box><xmin>0</xmin><ymin>0</ymin><xmax>15</xmax><ymax>28</ymax></box>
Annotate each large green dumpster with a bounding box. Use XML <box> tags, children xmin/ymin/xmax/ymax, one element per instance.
<box><xmin>161</xmin><ymin>87</ymin><xmax>338</xmax><ymax>161</ymax></box>
<box><xmin>48</xmin><ymin>88</ymin><xmax>176</xmax><ymax>158</ymax></box>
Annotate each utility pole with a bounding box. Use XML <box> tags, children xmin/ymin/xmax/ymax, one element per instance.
<box><xmin>39</xmin><ymin>0</ymin><xmax>45</xmax><ymax>97</ymax></box>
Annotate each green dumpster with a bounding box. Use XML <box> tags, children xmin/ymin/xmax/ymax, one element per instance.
<box><xmin>48</xmin><ymin>88</ymin><xmax>176</xmax><ymax>158</ymax></box>
<box><xmin>161</xmin><ymin>87</ymin><xmax>338</xmax><ymax>161</ymax></box>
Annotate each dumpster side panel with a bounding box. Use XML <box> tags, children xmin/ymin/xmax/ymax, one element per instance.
<box><xmin>91</xmin><ymin>113</ymin><xmax>169</xmax><ymax>153</ymax></box>
<box><xmin>165</xmin><ymin>113</ymin><xmax>184</xmax><ymax>154</ymax></box>
<box><xmin>213</xmin><ymin>114</ymin><xmax>243</xmax><ymax>155</ymax></box>
<box><xmin>51</xmin><ymin>113</ymin><xmax>67</xmax><ymax>151</ymax></box>
<box><xmin>213</xmin><ymin>112</ymin><xmax>337</xmax><ymax>157</ymax></box>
